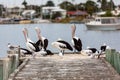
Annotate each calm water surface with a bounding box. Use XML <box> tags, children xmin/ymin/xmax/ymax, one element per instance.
<box><xmin>0</xmin><ymin>23</ymin><xmax>120</xmax><ymax>57</ymax></box>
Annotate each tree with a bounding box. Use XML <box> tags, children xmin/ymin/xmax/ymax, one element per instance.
<box><xmin>0</xmin><ymin>5</ymin><xmax>3</xmax><ymax>17</ymax></box>
<box><xmin>45</xmin><ymin>0</ymin><xmax>55</xmax><ymax>6</ymax></box>
<box><xmin>97</xmin><ymin>0</ymin><xmax>116</xmax><ymax>11</ymax></box>
<box><xmin>107</xmin><ymin>0</ymin><xmax>115</xmax><ymax>10</ymax></box>
<box><xmin>59</xmin><ymin>1</ymin><xmax>76</xmax><ymax>11</ymax></box>
<box><xmin>101</xmin><ymin>0</ymin><xmax>107</xmax><ymax>11</ymax></box>
<box><xmin>22</xmin><ymin>0</ymin><xmax>27</xmax><ymax>9</ymax></box>
<box><xmin>97</xmin><ymin>0</ymin><xmax>107</xmax><ymax>11</ymax></box>
<box><xmin>77</xmin><ymin>3</ymin><xmax>86</xmax><ymax>11</ymax></box>
<box><xmin>85</xmin><ymin>0</ymin><xmax>98</xmax><ymax>15</ymax></box>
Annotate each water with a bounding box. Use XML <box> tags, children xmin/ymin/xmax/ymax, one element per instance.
<box><xmin>0</xmin><ymin>23</ymin><xmax>120</xmax><ymax>57</ymax></box>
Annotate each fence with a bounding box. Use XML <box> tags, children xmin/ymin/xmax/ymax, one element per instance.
<box><xmin>0</xmin><ymin>48</ymin><xmax>20</xmax><ymax>80</ymax></box>
<box><xmin>106</xmin><ymin>49</ymin><xmax>120</xmax><ymax>74</ymax></box>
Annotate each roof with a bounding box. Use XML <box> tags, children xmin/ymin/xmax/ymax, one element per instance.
<box><xmin>42</xmin><ymin>7</ymin><xmax>60</xmax><ymax>10</ymax></box>
<box><xmin>67</xmin><ymin>11</ymin><xmax>88</xmax><ymax>16</ymax></box>
<box><xmin>42</xmin><ymin>6</ymin><xmax>66</xmax><ymax>13</ymax></box>
<box><xmin>22</xmin><ymin>10</ymin><xmax>36</xmax><ymax>15</ymax></box>
<box><xmin>67</xmin><ymin>11</ymin><xmax>75</xmax><ymax>15</ymax></box>
<box><xmin>52</xmin><ymin>8</ymin><xmax>66</xmax><ymax>12</ymax></box>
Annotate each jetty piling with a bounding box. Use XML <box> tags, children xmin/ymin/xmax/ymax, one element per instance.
<box><xmin>0</xmin><ymin>47</ymin><xmax>21</xmax><ymax>80</ymax></box>
<box><xmin>106</xmin><ymin>49</ymin><xmax>120</xmax><ymax>74</ymax></box>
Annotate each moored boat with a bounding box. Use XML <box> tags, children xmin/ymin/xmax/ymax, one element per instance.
<box><xmin>85</xmin><ymin>17</ymin><xmax>120</xmax><ymax>30</ymax></box>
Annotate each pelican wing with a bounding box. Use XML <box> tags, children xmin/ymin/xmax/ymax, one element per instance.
<box><xmin>100</xmin><ymin>46</ymin><xmax>106</xmax><ymax>51</ymax></box>
<box><xmin>88</xmin><ymin>48</ymin><xmax>97</xmax><ymax>53</ymax></box>
<box><xmin>26</xmin><ymin>42</ymin><xmax>36</xmax><ymax>52</ymax></box>
<box><xmin>20</xmin><ymin>48</ymin><xmax>32</xmax><ymax>54</ymax></box>
<box><xmin>43</xmin><ymin>39</ymin><xmax>48</xmax><ymax>50</ymax></box>
<box><xmin>72</xmin><ymin>38</ymin><xmax>82</xmax><ymax>51</ymax></box>
<box><xmin>57</xmin><ymin>40</ymin><xmax>73</xmax><ymax>51</ymax></box>
<box><xmin>78</xmin><ymin>38</ymin><xmax>82</xmax><ymax>46</ymax></box>
<box><xmin>29</xmin><ymin>42</ymin><xmax>40</xmax><ymax>52</ymax></box>
<box><xmin>36</xmin><ymin>40</ymin><xmax>43</xmax><ymax>46</ymax></box>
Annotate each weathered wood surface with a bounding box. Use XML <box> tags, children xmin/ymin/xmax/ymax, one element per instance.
<box><xmin>13</xmin><ymin>54</ymin><xmax>120</xmax><ymax>80</ymax></box>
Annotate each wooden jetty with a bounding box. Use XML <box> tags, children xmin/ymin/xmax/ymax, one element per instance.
<box><xmin>8</xmin><ymin>53</ymin><xmax>120</xmax><ymax>80</ymax></box>
<box><xmin>0</xmin><ymin>48</ymin><xmax>120</xmax><ymax>80</ymax></box>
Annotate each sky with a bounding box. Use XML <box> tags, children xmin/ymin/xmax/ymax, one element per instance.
<box><xmin>0</xmin><ymin>0</ymin><xmax>120</xmax><ymax>8</ymax></box>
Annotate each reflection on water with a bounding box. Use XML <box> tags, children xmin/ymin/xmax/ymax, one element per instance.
<box><xmin>0</xmin><ymin>23</ymin><xmax>120</xmax><ymax>57</ymax></box>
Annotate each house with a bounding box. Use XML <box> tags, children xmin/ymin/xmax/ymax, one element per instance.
<box><xmin>22</xmin><ymin>10</ymin><xmax>36</xmax><ymax>19</ymax></box>
<box><xmin>42</xmin><ymin>6</ymin><xmax>66</xmax><ymax>19</ymax></box>
<box><xmin>6</xmin><ymin>7</ymin><xmax>24</xmax><ymax>18</ymax></box>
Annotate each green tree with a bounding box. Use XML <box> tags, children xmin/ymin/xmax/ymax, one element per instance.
<box><xmin>97</xmin><ymin>0</ymin><xmax>116</xmax><ymax>11</ymax></box>
<box><xmin>22</xmin><ymin>0</ymin><xmax>27</xmax><ymax>9</ymax></box>
<box><xmin>59</xmin><ymin>1</ymin><xmax>76</xmax><ymax>11</ymax></box>
<box><xmin>0</xmin><ymin>5</ymin><xmax>3</xmax><ymax>17</ymax></box>
<box><xmin>85</xmin><ymin>0</ymin><xmax>98</xmax><ymax>15</ymax></box>
<box><xmin>107</xmin><ymin>0</ymin><xmax>115</xmax><ymax>10</ymax></box>
<box><xmin>45</xmin><ymin>0</ymin><xmax>55</xmax><ymax>6</ymax></box>
<box><xmin>77</xmin><ymin>3</ymin><xmax>86</xmax><ymax>11</ymax></box>
<box><xmin>97</xmin><ymin>0</ymin><xmax>110</xmax><ymax>11</ymax></box>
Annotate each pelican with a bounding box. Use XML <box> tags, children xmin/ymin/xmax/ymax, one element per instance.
<box><xmin>22</xmin><ymin>28</ymin><xmax>40</xmax><ymax>53</ymax></box>
<box><xmin>100</xmin><ymin>43</ymin><xmax>107</xmax><ymax>52</ymax></box>
<box><xmin>98</xmin><ymin>43</ymin><xmax>110</xmax><ymax>58</ymax></box>
<box><xmin>71</xmin><ymin>24</ymin><xmax>82</xmax><ymax>52</ymax></box>
<box><xmin>35</xmin><ymin>27</ymin><xmax>48</xmax><ymax>51</ymax></box>
<box><xmin>84</xmin><ymin>46</ymin><xmax>99</xmax><ymax>58</ymax></box>
<box><xmin>51</xmin><ymin>39</ymin><xmax>73</xmax><ymax>56</ymax></box>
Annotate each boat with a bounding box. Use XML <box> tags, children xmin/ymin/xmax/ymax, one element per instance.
<box><xmin>85</xmin><ymin>17</ymin><xmax>120</xmax><ymax>30</ymax></box>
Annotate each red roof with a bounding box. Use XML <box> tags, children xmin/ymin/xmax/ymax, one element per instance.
<box><xmin>67</xmin><ymin>11</ymin><xmax>76</xmax><ymax>15</ymax></box>
<box><xmin>67</xmin><ymin>11</ymin><xmax>88</xmax><ymax>15</ymax></box>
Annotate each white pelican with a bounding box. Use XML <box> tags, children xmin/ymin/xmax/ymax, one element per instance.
<box><xmin>35</xmin><ymin>27</ymin><xmax>48</xmax><ymax>51</ymax></box>
<box><xmin>86</xmin><ymin>46</ymin><xmax>99</xmax><ymax>58</ymax></box>
<box><xmin>71</xmin><ymin>24</ymin><xmax>82</xmax><ymax>52</ymax></box>
<box><xmin>51</xmin><ymin>39</ymin><xmax>73</xmax><ymax>56</ymax></box>
<box><xmin>22</xmin><ymin>28</ymin><xmax>40</xmax><ymax>52</ymax></box>
<box><xmin>98</xmin><ymin>43</ymin><xmax>110</xmax><ymax>58</ymax></box>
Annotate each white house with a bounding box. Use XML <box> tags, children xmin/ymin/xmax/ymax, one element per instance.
<box><xmin>42</xmin><ymin>6</ymin><xmax>66</xmax><ymax>18</ymax></box>
<box><xmin>22</xmin><ymin>10</ymin><xmax>36</xmax><ymax>19</ymax></box>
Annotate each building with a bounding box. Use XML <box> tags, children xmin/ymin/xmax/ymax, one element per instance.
<box><xmin>22</xmin><ymin>10</ymin><xmax>36</xmax><ymax>19</ymax></box>
<box><xmin>42</xmin><ymin>6</ymin><xmax>66</xmax><ymax>19</ymax></box>
<box><xmin>6</xmin><ymin>7</ymin><xmax>24</xmax><ymax>18</ymax></box>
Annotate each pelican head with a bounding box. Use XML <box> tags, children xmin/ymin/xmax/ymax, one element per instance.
<box><xmin>35</xmin><ymin>27</ymin><xmax>42</xmax><ymax>40</ymax></box>
<box><xmin>22</xmin><ymin>28</ymin><xmax>29</xmax><ymax>37</ymax></box>
<box><xmin>71</xmin><ymin>24</ymin><xmax>76</xmax><ymax>38</ymax></box>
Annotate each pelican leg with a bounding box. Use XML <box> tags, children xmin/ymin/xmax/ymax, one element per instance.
<box><xmin>32</xmin><ymin>52</ymin><xmax>36</xmax><ymax>59</ymax></box>
<box><xmin>59</xmin><ymin>50</ymin><xmax>63</xmax><ymax>56</ymax></box>
<box><xmin>62</xmin><ymin>50</ymin><xmax>65</xmax><ymax>55</ymax></box>
<box><xmin>73</xmin><ymin>48</ymin><xmax>76</xmax><ymax>53</ymax></box>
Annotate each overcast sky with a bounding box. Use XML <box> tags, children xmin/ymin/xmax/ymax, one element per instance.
<box><xmin>0</xmin><ymin>0</ymin><xmax>120</xmax><ymax>7</ymax></box>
